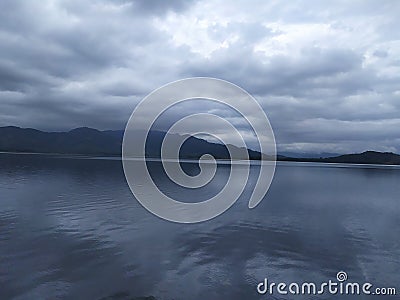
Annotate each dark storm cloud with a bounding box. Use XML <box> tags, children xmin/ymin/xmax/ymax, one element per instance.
<box><xmin>124</xmin><ymin>0</ymin><xmax>196</xmax><ymax>15</ymax></box>
<box><xmin>0</xmin><ymin>61</ymin><xmax>53</xmax><ymax>92</ymax></box>
<box><xmin>0</xmin><ymin>0</ymin><xmax>173</xmax><ymax>129</ymax></box>
<box><xmin>0</xmin><ymin>0</ymin><xmax>399</xmax><ymax>153</ymax></box>
<box><xmin>0</xmin><ymin>1</ymin><xmax>163</xmax><ymax>78</ymax></box>
<box><xmin>181</xmin><ymin>46</ymin><xmax>367</xmax><ymax>98</ymax></box>
<box><xmin>0</xmin><ymin>89</ymin><xmax>137</xmax><ymax>130</ymax></box>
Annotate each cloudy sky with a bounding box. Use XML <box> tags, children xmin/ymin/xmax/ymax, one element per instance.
<box><xmin>0</xmin><ymin>0</ymin><xmax>399</xmax><ymax>154</ymax></box>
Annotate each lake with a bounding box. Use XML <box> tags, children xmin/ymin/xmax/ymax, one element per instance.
<box><xmin>0</xmin><ymin>153</ymin><xmax>399</xmax><ymax>299</ymax></box>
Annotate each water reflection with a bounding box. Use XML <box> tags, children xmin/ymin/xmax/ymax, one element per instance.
<box><xmin>0</xmin><ymin>153</ymin><xmax>399</xmax><ymax>299</ymax></box>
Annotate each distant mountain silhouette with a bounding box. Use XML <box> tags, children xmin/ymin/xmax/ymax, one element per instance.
<box><xmin>323</xmin><ymin>151</ymin><xmax>400</xmax><ymax>165</ymax></box>
<box><xmin>1</xmin><ymin>126</ymin><xmax>399</xmax><ymax>164</ymax></box>
<box><xmin>0</xmin><ymin>126</ymin><xmax>122</xmax><ymax>155</ymax></box>
<box><xmin>279</xmin><ymin>151</ymin><xmax>400</xmax><ymax>165</ymax></box>
<box><xmin>0</xmin><ymin>126</ymin><xmax>264</xmax><ymax>159</ymax></box>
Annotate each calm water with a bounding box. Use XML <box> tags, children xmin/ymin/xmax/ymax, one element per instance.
<box><xmin>0</xmin><ymin>153</ymin><xmax>399</xmax><ymax>299</ymax></box>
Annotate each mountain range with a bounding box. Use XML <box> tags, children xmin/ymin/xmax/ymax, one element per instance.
<box><xmin>1</xmin><ymin>126</ymin><xmax>400</xmax><ymax>165</ymax></box>
<box><xmin>0</xmin><ymin>126</ymin><xmax>263</xmax><ymax>160</ymax></box>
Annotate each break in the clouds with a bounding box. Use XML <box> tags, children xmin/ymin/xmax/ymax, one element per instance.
<box><xmin>0</xmin><ymin>0</ymin><xmax>399</xmax><ymax>153</ymax></box>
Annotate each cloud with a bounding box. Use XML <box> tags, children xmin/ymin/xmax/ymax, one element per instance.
<box><xmin>0</xmin><ymin>0</ymin><xmax>399</xmax><ymax>153</ymax></box>
<box><xmin>123</xmin><ymin>0</ymin><xmax>196</xmax><ymax>15</ymax></box>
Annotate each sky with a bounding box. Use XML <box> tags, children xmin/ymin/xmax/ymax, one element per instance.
<box><xmin>0</xmin><ymin>0</ymin><xmax>399</xmax><ymax>154</ymax></box>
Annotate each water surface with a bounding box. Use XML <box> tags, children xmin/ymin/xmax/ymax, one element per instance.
<box><xmin>0</xmin><ymin>153</ymin><xmax>399</xmax><ymax>299</ymax></box>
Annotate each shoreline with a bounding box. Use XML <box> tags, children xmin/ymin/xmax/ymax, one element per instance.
<box><xmin>1</xmin><ymin>151</ymin><xmax>400</xmax><ymax>168</ymax></box>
